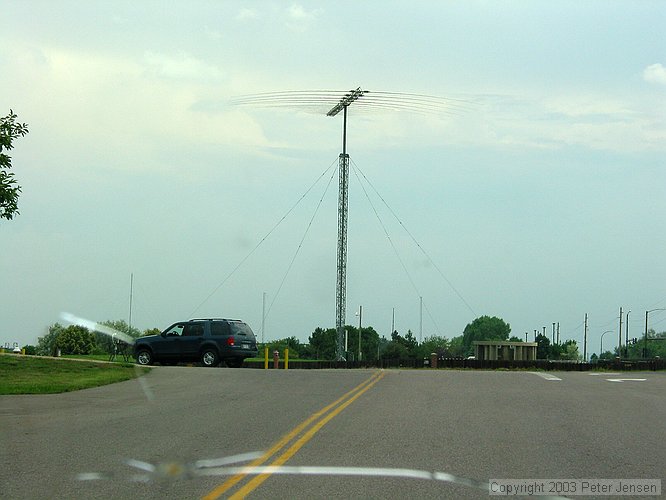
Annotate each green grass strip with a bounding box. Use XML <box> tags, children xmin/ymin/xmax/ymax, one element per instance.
<box><xmin>0</xmin><ymin>355</ymin><xmax>149</xmax><ymax>395</ymax></box>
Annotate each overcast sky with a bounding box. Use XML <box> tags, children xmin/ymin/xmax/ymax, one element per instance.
<box><xmin>2</xmin><ymin>1</ymin><xmax>665</xmax><ymax>355</ymax></box>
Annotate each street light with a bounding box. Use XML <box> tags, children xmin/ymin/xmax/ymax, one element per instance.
<box><xmin>644</xmin><ymin>309</ymin><xmax>666</xmax><ymax>358</ymax></box>
<box><xmin>600</xmin><ymin>330</ymin><xmax>613</xmax><ymax>358</ymax></box>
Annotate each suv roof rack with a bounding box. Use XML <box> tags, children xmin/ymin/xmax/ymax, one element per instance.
<box><xmin>188</xmin><ymin>318</ymin><xmax>242</xmax><ymax>322</ymax></box>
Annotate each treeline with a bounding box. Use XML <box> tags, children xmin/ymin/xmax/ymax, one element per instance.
<box><xmin>261</xmin><ymin>315</ymin><xmax>522</xmax><ymax>361</ymax></box>
<box><xmin>32</xmin><ymin>320</ymin><xmax>157</xmax><ymax>356</ymax></box>
<box><xmin>259</xmin><ymin>327</ymin><xmax>468</xmax><ymax>361</ymax></box>
<box><xmin>592</xmin><ymin>329</ymin><xmax>666</xmax><ymax>361</ymax></box>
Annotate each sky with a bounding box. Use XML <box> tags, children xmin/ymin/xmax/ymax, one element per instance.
<box><xmin>1</xmin><ymin>1</ymin><xmax>665</xmax><ymax>356</ymax></box>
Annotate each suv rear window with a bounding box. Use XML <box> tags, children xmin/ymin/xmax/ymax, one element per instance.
<box><xmin>229</xmin><ymin>322</ymin><xmax>254</xmax><ymax>337</ymax></box>
<box><xmin>210</xmin><ymin>321</ymin><xmax>231</xmax><ymax>336</ymax></box>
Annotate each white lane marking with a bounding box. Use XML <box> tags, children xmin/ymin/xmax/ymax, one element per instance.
<box><xmin>589</xmin><ymin>372</ymin><xmax>620</xmax><ymax>376</ymax></box>
<box><xmin>606</xmin><ymin>378</ymin><xmax>647</xmax><ymax>383</ymax></box>
<box><xmin>530</xmin><ymin>372</ymin><xmax>562</xmax><ymax>381</ymax></box>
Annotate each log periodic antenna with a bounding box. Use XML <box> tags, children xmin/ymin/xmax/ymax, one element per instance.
<box><xmin>326</xmin><ymin>87</ymin><xmax>366</xmax><ymax>360</ymax></box>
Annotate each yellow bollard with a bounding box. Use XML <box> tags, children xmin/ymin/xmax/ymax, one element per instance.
<box><xmin>264</xmin><ymin>347</ymin><xmax>269</xmax><ymax>369</ymax></box>
<box><xmin>284</xmin><ymin>348</ymin><xmax>289</xmax><ymax>370</ymax></box>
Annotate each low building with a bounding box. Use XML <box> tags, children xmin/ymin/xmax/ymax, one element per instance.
<box><xmin>473</xmin><ymin>341</ymin><xmax>538</xmax><ymax>361</ymax></box>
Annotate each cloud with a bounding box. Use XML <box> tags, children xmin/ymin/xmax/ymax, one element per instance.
<box><xmin>285</xmin><ymin>4</ymin><xmax>320</xmax><ymax>31</ymax></box>
<box><xmin>287</xmin><ymin>5</ymin><xmax>312</xmax><ymax>20</ymax></box>
<box><xmin>143</xmin><ymin>51</ymin><xmax>226</xmax><ymax>83</ymax></box>
<box><xmin>643</xmin><ymin>63</ymin><xmax>666</xmax><ymax>85</ymax></box>
<box><xmin>236</xmin><ymin>8</ymin><xmax>259</xmax><ymax>21</ymax></box>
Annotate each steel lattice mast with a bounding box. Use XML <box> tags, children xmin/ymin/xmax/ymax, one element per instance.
<box><xmin>327</xmin><ymin>88</ymin><xmax>366</xmax><ymax>360</ymax></box>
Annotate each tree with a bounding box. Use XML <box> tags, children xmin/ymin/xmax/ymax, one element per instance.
<box><xmin>22</xmin><ymin>345</ymin><xmax>36</xmax><ymax>355</ymax></box>
<box><xmin>447</xmin><ymin>335</ymin><xmax>466</xmax><ymax>358</ymax></box>
<box><xmin>94</xmin><ymin>319</ymin><xmax>143</xmax><ymax>353</ymax></box>
<box><xmin>343</xmin><ymin>325</ymin><xmax>380</xmax><ymax>361</ymax></box>
<box><xmin>57</xmin><ymin>325</ymin><xmax>95</xmax><ymax>355</ymax></box>
<box><xmin>559</xmin><ymin>340</ymin><xmax>581</xmax><ymax>361</ymax></box>
<box><xmin>308</xmin><ymin>327</ymin><xmax>337</xmax><ymax>360</ymax></box>
<box><xmin>36</xmin><ymin>323</ymin><xmax>65</xmax><ymax>356</ymax></box>
<box><xmin>535</xmin><ymin>333</ymin><xmax>551</xmax><ymax>359</ymax></box>
<box><xmin>0</xmin><ymin>110</ymin><xmax>29</xmax><ymax>220</ymax></box>
<box><xmin>416</xmin><ymin>335</ymin><xmax>450</xmax><ymax>359</ymax></box>
<box><xmin>462</xmin><ymin>316</ymin><xmax>511</xmax><ymax>354</ymax></box>
<box><xmin>266</xmin><ymin>336</ymin><xmax>302</xmax><ymax>359</ymax></box>
<box><xmin>383</xmin><ymin>330</ymin><xmax>419</xmax><ymax>360</ymax></box>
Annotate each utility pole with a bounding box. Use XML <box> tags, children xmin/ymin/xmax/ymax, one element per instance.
<box><xmin>328</xmin><ymin>88</ymin><xmax>366</xmax><ymax>360</ymax></box>
<box><xmin>357</xmin><ymin>305</ymin><xmax>362</xmax><ymax>361</ymax></box>
<box><xmin>552</xmin><ymin>323</ymin><xmax>556</xmax><ymax>345</ymax></box>
<box><xmin>419</xmin><ymin>296</ymin><xmax>423</xmax><ymax>344</ymax></box>
<box><xmin>583</xmin><ymin>313</ymin><xmax>588</xmax><ymax>362</ymax></box>
<box><xmin>557</xmin><ymin>322</ymin><xmax>560</xmax><ymax>344</ymax></box>
<box><xmin>261</xmin><ymin>292</ymin><xmax>266</xmax><ymax>345</ymax></box>
<box><xmin>618</xmin><ymin>306</ymin><xmax>623</xmax><ymax>359</ymax></box>
<box><xmin>625</xmin><ymin>310</ymin><xmax>631</xmax><ymax>358</ymax></box>
<box><xmin>643</xmin><ymin>311</ymin><xmax>650</xmax><ymax>359</ymax></box>
<box><xmin>128</xmin><ymin>273</ymin><xmax>133</xmax><ymax>334</ymax></box>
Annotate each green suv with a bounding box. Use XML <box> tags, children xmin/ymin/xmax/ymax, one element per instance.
<box><xmin>134</xmin><ymin>318</ymin><xmax>258</xmax><ymax>367</ymax></box>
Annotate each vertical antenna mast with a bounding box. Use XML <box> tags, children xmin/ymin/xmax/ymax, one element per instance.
<box><xmin>327</xmin><ymin>87</ymin><xmax>365</xmax><ymax>360</ymax></box>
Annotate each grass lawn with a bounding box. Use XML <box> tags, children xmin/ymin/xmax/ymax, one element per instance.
<box><xmin>0</xmin><ymin>354</ymin><xmax>150</xmax><ymax>395</ymax></box>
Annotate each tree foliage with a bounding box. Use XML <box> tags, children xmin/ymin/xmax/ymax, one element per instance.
<box><xmin>307</xmin><ymin>327</ymin><xmax>337</xmax><ymax>360</ymax></box>
<box><xmin>57</xmin><ymin>325</ymin><xmax>95</xmax><ymax>355</ymax></box>
<box><xmin>384</xmin><ymin>330</ymin><xmax>419</xmax><ymax>360</ymax></box>
<box><xmin>0</xmin><ymin>110</ymin><xmax>29</xmax><ymax>220</ymax></box>
<box><xmin>36</xmin><ymin>323</ymin><xmax>65</xmax><ymax>356</ymax></box>
<box><xmin>462</xmin><ymin>316</ymin><xmax>511</xmax><ymax>354</ymax></box>
<box><xmin>95</xmin><ymin>320</ymin><xmax>143</xmax><ymax>353</ymax></box>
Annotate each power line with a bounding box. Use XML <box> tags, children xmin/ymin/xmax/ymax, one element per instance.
<box><xmin>351</xmin><ymin>158</ymin><xmax>476</xmax><ymax>316</ymax></box>
<box><xmin>189</xmin><ymin>158</ymin><xmax>338</xmax><ymax>317</ymax></box>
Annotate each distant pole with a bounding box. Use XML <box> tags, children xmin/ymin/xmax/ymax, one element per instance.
<box><xmin>419</xmin><ymin>296</ymin><xmax>423</xmax><ymax>344</ymax></box>
<box><xmin>643</xmin><ymin>308</ymin><xmax>665</xmax><ymax>358</ymax></box>
<box><xmin>525</xmin><ymin>332</ymin><xmax>528</xmax><ymax>342</ymax></box>
<box><xmin>391</xmin><ymin>307</ymin><xmax>395</xmax><ymax>334</ymax></box>
<box><xmin>358</xmin><ymin>305</ymin><xmax>362</xmax><ymax>361</ymax></box>
<box><xmin>625</xmin><ymin>310</ymin><xmax>631</xmax><ymax>357</ymax></box>
<box><xmin>557</xmin><ymin>322</ymin><xmax>560</xmax><ymax>344</ymax></box>
<box><xmin>261</xmin><ymin>292</ymin><xmax>266</xmax><ymax>345</ymax></box>
<box><xmin>128</xmin><ymin>273</ymin><xmax>133</xmax><ymax>333</ymax></box>
<box><xmin>618</xmin><ymin>306</ymin><xmax>623</xmax><ymax>358</ymax></box>
<box><xmin>534</xmin><ymin>329</ymin><xmax>537</xmax><ymax>341</ymax></box>
<box><xmin>601</xmin><ymin>330</ymin><xmax>613</xmax><ymax>356</ymax></box>
<box><xmin>643</xmin><ymin>311</ymin><xmax>650</xmax><ymax>359</ymax></box>
<box><xmin>552</xmin><ymin>323</ymin><xmax>556</xmax><ymax>345</ymax></box>
<box><xmin>583</xmin><ymin>314</ymin><xmax>588</xmax><ymax>362</ymax></box>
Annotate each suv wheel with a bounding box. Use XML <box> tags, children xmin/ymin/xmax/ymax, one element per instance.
<box><xmin>136</xmin><ymin>349</ymin><xmax>153</xmax><ymax>366</ymax></box>
<box><xmin>201</xmin><ymin>349</ymin><xmax>219</xmax><ymax>367</ymax></box>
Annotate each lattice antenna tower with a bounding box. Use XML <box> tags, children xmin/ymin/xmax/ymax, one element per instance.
<box><xmin>229</xmin><ymin>88</ymin><xmax>471</xmax><ymax>359</ymax></box>
<box><xmin>326</xmin><ymin>88</ymin><xmax>366</xmax><ymax>360</ymax></box>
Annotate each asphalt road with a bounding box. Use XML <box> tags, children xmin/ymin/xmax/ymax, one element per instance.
<box><xmin>1</xmin><ymin>367</ymin><xmax>664</xmax><ymax>499</ymax></box>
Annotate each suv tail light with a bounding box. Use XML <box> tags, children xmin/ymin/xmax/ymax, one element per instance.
<box><xmin>226</xmin><ymin>336</ymin><xmax>235</xmax><ymax>346</ymax></box>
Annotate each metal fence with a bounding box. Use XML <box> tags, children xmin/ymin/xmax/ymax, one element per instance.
<box><xmin>245</xmin><ymin>357</ymin><xmax>666</xmax><ymax>371</ymax></box>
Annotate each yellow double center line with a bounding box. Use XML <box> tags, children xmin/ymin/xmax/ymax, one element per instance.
<box><xmin>203</xmin><ymin>370</ymin><xmax>386</xmax><ymax>499</ymax></box>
